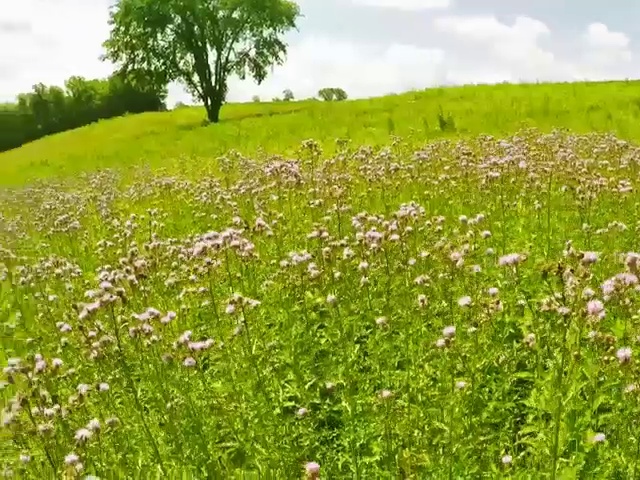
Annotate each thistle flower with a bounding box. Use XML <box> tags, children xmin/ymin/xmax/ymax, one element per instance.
<box><xmin>2</xmin><ymin>411</ymin><xmax>15</xmax><ymax>427</ymax></box>
<box><xmin>501</xmin><ymin>454</ymin><xmax>512</xmax><ymax>465</ymax></box>
<box><xmin>592</xmin><ymin>433</ymin><xmax>606</xmax><ymax>443</ymax></box>
<box><xmin>616</xmin><ymin>347</ymin><xmax>632</xmax><ymax>364</ymax></box>
<box><xmin>296</xmin><ymin>407</ymin><xmax>308</xmax><ymax>418</ymax></box>
<box><xmin>188</xmin><ymin>339</ymin><xmax>214</xmax><ymax>351</ymax></box>
<box><xmin>581</xmin><ymin>251</ymin><xmax>599</xmax><ymax>265</ymax></box>
<box><xmin>582</xmin><ymin>287</ymin><xmax>595</xmax><ymax>299</ymax></box>
<box><xmin>64</xmin><ymin>453</ymin><xmax>79</xmax><ymax>465</ymax></box>
<box><xmin>414</xmin><ymin>274</ymin><xmax>428</xmax><ymax>285</ymax></box>
<box><xmin>77</xmin><ymin>384</ymin><xmax>90</xmax><ymax>396</ymax></box>
<box><xmin>183</xmin><ymin>357</ymin><xmax>196</xmax><ymax>367</ymax></box>
<box><xmin>443</xmin><ymin>325</ymin><xmax>456</xmax><ymax>338</ymax></box>
<box><xmin>305</xmin><ymin>461</ymin><xmax>320</xmax><ymax>479</ymax></box>
<box><xmin>178</xmin><ymin>330</ymin><xmax>192</xmax><ymax>344</ymax></box>
<box><xmin>34</xmin><ymin>359</ymin><xmax>46</xmax><ymax>373</ymax></box>
<box><xmin>602</xmin><ymin>279</ymin><xmax>616</xmax><ymax>297</ymax></box>
<box><xmin>458</xmin><ymin>296</ymin><xmax>472</xmax><ymax>308</ymax></box>
<box><xmin>498</xmin><ymin>253</ymin><xmax>523</xmax><ymax>267</ymax></box>
<box><xmin>74</xmin><ymin>428</ymin><xmax>92</xmax><ymax>443</ymax></box>
<box><xmin>59</xmin><ymin>323</ymin><xmax>72</xmax><ymax>333</ymax></box>
<box><xmin>586</xmin><ymin>299</ymin><xmax>605</xmax><ymax>320</ymax></box>
<box><xmin>379</xmin><ymin>389</ymin><xmax>393</xmax><ymax>400</ymax></box>
<box><xmin>87</xmin><ymin>418</ymin><xmax>101</xmax><ymax>432</ymax></box>
<box><xmin>375</xmin><ymin>317</ymin><xmax>388</xmax><ymax>327</ymax></box>
<box><xmin>161</xmin><ymin>311</ymin><xmax>177</xmax><ymax>324</ymax></box>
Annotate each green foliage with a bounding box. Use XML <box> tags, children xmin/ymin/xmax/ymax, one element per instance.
<box><xmin>0</xmin><ymin>72</ymin><xmax>166</xmax><ymax>153</ymax></box>
<box><xmin>0</xmin><ymin>105</ymin><xmax>38</xmax><ymax>152</ymax></box>
<box><xmin>318</xmin><ymin>87</ymin><xmax>348</xmax><ymax>102</ymax></box>
<box><xmin>437</xmin><ymin>105</ymin><xmax>456</xmax><ymax>132</ymax></box>
<box><xmin>283</xmin><ymin>89</ymin><xmax>294</xmax><ymax>102</ymax></box>
<box><xmin>333</xmin><ymin>88</ymin><xmax>348</xmax><ymax>101</ymax></box>
<box><xmin>103</xmin><ymin>0</ymin><xmax>300</xmax><ymax>123</ymax></box>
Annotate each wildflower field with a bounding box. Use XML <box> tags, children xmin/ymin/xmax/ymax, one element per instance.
<box><xmin>4</xmin><ymin>82</ymin><xmax>640</xmax><ymax>478</ymax></box>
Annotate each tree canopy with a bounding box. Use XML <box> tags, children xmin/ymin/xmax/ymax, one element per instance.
<box><xmin>103</xmin><ymin>0</ymin><xmax>300</xmax><ymax>123</ymax></box>
<box><xmin>282</xmin><ymin>88</ymin><xmax>294</xmax><ymax>101</ymax></box>
<box><xmin>0</xmin><ymin>72</ymin><xmax>166</xmax><ymax>153</ymax></box>
<box><xmin>318</xmin><ymin>87</ymin><xmax>348</xmax><ymax>102</ymax></box>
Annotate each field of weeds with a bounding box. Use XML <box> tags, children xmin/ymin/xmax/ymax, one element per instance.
<box><xmin>3</xmin><ymin>128</ymin><xmax>640</xmax><ymax>478</ymax></box>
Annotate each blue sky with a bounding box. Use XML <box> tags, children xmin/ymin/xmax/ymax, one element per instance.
<box><xmin>0</xmin><ymin>0</ymin><xmax>637</xmax><ymax>106</ymax></box>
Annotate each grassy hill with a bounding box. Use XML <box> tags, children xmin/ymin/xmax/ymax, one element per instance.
<box><xmin>5</xmin><ymin>79</ymin><xmax>640</xmax><ymax>478</ymax></box>
<box><xmin>1</xmin><ymin>79</ymin><xmax>640</xmax><ymax>185</ymax></box>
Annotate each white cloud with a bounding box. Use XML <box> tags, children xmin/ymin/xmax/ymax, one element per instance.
<box><xmin>0</xmin><ymin>0</ymin><xmax>113</xmax><ymax>102</ymax></box>
<box><xmin>226</xmin><ymin>37</ymin><xmax>448</xmax><ymax>101</ymax></box>
<box><xmin>583</xmin><ymin>23</ymin><xmax>632</xmax><ymax>65</ymax></box>
<box><xmin>433</xmin><ymin>15</ymin><xmax>564</xmax><ymax>81</ymax></box>
<box><xmin>434</xmin><ymin>15</ymin><xmax>550</xmax><ymax>42</ymax></box>
<box><xmin>349</xmin><ymin>0</ymin><xmax>450</xmax><ymax>10</ymax></box>
<box><xmin>585</xmin><ymin>22</ymin><xmax>630</xmax><ymax>49</ymax></box>
<box><xmin>0</xmin><ymin>2</ymin><xmax>638</xmax><ymax>108</ymax></box>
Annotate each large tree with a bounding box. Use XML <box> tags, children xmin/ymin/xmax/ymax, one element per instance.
<box><xmin>102</xmin><ymin>0</ymin><xmax>300</xmax><ymax>123</ymax></box>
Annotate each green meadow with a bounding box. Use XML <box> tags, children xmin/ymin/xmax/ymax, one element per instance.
<box><xmin>4</xmin><ymin>80</ymin><xmax>640</xmax><ymax>478</ymax></box>
<box><xmin>2</xmin><ymin>80</ymin><xmax>640</xmax><ymax>185</ymax></box>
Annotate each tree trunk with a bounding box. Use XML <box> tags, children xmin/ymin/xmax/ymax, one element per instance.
<box><xmin>203</xmin><ymin>85</ymin><xmax>223</xmax><ymax>123</ymax></box>
<box><xmin>205</xmin><ymin>100</ymin><xmax>221</xmax><ymax>123</ymax></box>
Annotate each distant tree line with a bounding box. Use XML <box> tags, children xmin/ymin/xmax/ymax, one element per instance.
<box><xmin>0</xmin><ymin>70</ymin><xmax>167</xmax><ymax>153</ymax></box>
<box><xmin>253</xmin><ymin>87</ymin><xmax>348</xmax><ymax>103</ymax></box>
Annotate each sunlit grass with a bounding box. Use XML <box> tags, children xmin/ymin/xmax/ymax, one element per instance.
<box><xmin>3</xmin><ymin>80</ymin><xmax>640</xmax><ymax>477</ymax></box>
<box><xmin>1</xmin><ymin>80</ymin><xmax>640</xmax><ymax>185</ymax></box>
<box><xmin>3</xmin><ymin>126</ymin><xmax>640</xmax><ymax>477</ymax></box>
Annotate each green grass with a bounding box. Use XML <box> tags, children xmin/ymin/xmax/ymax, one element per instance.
<box><xmin>1</xmin><ymin>79</ymin><xmax>640</xmax><ymax>185</ymax></box>
<box><xmin>4</xmin><ymin>80</ymin><xmax>640</xmax><ymax>478</ymax></box>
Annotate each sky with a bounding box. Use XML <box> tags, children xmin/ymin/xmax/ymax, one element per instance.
<box><xmin>0</xmin><ymin>0</ymin><xmax>638</xmax><ymax>106</ymax></box>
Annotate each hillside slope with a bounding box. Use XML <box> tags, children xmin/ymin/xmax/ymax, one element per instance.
<box><xmin>1</xmin><ymin>80</ymin><xmax>640</xmax><ymax>185</ymax></box>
